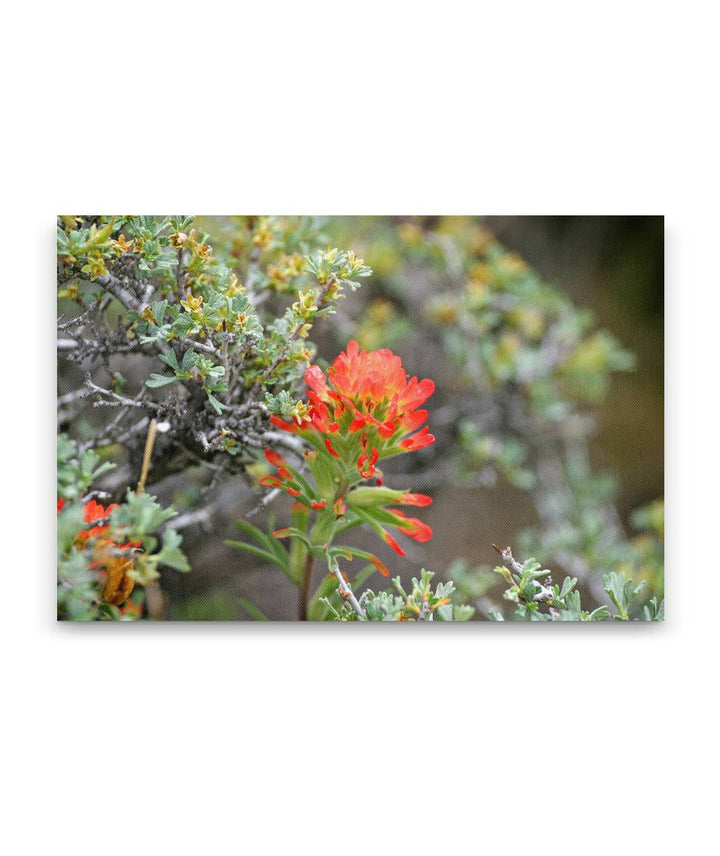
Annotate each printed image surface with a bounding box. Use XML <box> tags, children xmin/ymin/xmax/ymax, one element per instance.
<box><xmin>57</xmin><ymin>216</ymin><xmax>663</xmax><ymax>621</ymax></box>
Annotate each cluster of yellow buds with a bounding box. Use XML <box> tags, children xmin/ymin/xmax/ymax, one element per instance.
<box><xmin>180</xmin><ymin>292</ymin><xmax>204</xmax><ymax>323</ymax></box>
<box><xmin>425</xmin><ymin>295</ymin><xmax>458</xmax><ymax>325</ymax></box>
<box><xmin>314</xmin><ymin>247</ymin><xmax>339</xmax><ymax>285</ymax></box>
<box><xmin>397</xmin><ymin>221</ymin><xmax>423</xmax><ymax>245</ymax></box>
<box><xmin>291</xmin><ymin>290</ymin><xmax>318</xmax><ymax>321</ymax></box>
<box><xmin>177</xmin><ymin>229</ymin><xmax>211</xmax><ymax>258</ymax></box>
<box><xmin>181</xmin><ymin>292</ymin><xmax>203</xmax><ymax>312</ymax></box>
<box><xmin>290</xmin><ymin>400</ymin><xmax>311</xmax><ymax>422</ymax></box>
<box><xmin>498</xmin><ymin>252</ymin><xmax>528</xmax><ymax>277</ymax></box>
<box><xmin>466</xmin><ymin>225</ymin><xmax>494</xmax><ymax>255</ymax></box>
<box><xmin>252</xmin><ymin>218</ymin><xmax>275</xmax><ymax>249</ymax></box>
<box><xmin>267</xmin><ymin>253</ymin><xmax>305</xmax><ymax>288</ymax></box>
<box><xmin>80</xmin><ymin>251</ymin><xmax>109</xmax><ymax>281</ymax></box>
<box><xmin>508</xmin><ymin>307</ymin><xmax>545</xmax><ymax>340</ymax></box>
<box><xmin>344</xmin><ymin>250</ymin><xmax>364</xmax><ymax>270</ymax></box>
<box><xmin>367</xmin><ymin>299</ymin><xmax>395</xmax><ymax>326</ymax></box>
<box><xmin>465</xmin><ymin>278</ymin><xmax>489</xmax><ymax>310</ymax></box>
<box><xmin>438</xmin><ymin>218</ymin><xmax>494</xmax><ymax>256</ymax></box>
<box><xmin>59</xmin><ymin>215</ymin><xmax>83</xmax><ymax>231</ymax></box>
<box><xmin>58</xmin><ymin>283</ymin><xmax>80</xmax><ymax>299</ymax></box>
<box><xmin>112</xmin><ymin>234</ymin><xmax>135</xmax><ymax>255</ymax></box>
<box><xmin>468</xmin><ymin>261</ymin><xmax>492</xmax><ymax>284</ymax></box>
<box><xmin>194</xmin><ymin>241</ymin><xmax>211</xmax><ymax>260</ymax></box>
<box><xmin>225</xmin><ymin>273</ymin><xmax>245</xmax><ymax>297</ymax></box>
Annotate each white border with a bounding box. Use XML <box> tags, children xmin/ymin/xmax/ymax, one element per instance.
<box><xmin>4</xmin><ymin>3</ymin><xmax>713</xmax><ymax>854</ymax></box>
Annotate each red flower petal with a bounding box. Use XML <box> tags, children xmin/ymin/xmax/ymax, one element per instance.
<box><xmin>400</xmin><ymin>493</ymin><xmax>433</xmax><ymax>507</ymax></box>
<box><xmin>370</xmin><ymin>554</ymin><xmax>390</xmax><ymax>577</ymax></box>
<box><xmin>382</xmin><ymin>531</ymin><xmax>406</xmax><ymax>556</ymax></box>
<box><xmin>269</xmin><ymin>415</ymin><xmax>298</xmax><ymax>433</ymax></box>
<box><xmin>406</xmin><ymin>518</ymin><xmax>433</xmax><ymax>542</ymax></box>
<box><xmin>357</xmin><ymin>446</ymin><xmax>379</xmax><ymax>478</ymax></box>
<box><xmin>305</xmin><ymin>365</ymin><xmax>330</xmax><ymax>399</ymax></box>
<box><xmin>400</xmin><ymin>426</ymin><xmax>435</xmax><ymax>450</ymax></box>
<box><xmin>377</xmin><ymin>421</ymin><xmax>396</xmax><ymax>439</ymax></box>
<box><xmin>264</xmin><ymin>449</ymin><xmax>287</xmax><ymax>468</ymax></box>
<box><xmin>260</xmin><ymin>475</ymin><xmax>283</xmax><ymax>488</ymax></box>
<box><xmin>324</xmin><ymin>438</ymin><xmax>340</xmax><ymax>458</ymax></box>
<box><xmin>272</xmin><ymin>528</ymin><xmax>293</xmax><ymax>539</ymax></box>
<box><xmin>83</xmin><ymin>500</ymin><xmax>119</xmax><ymax>524</ymax></box>
<box><xmin>387</xmin><ymin>510</ymin><xmax>434</xmax><ymax>542</ymax></box>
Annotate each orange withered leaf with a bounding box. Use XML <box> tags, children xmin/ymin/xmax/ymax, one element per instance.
<box><xmin>98</xmin><ymin>551</ymin><xmax>135</xmax><ymax>606</ymax></box>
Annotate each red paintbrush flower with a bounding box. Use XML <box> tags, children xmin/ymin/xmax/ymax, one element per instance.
<box><xmin>269</xmin><ymin>341</ymin><xmax>435</xmax><ymax>470</ymax></box>
<box><xmin>265</xmin><ymin>342</ymin><xmax>436</xmax><ymax>574</ymax></box>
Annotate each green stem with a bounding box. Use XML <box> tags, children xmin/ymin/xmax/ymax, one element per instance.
<box><xmin>298</xmin><ymin>553</ymin><xmax>314</xmax><ymax>621</ymax></box>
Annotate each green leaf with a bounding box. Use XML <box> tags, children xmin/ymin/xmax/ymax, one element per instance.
<box><xmin>435</xmin><ymin>604</ymin><xmax>454</xmax><ymax>621</ymax></box>
<box><xmin>156</xmin><ymin>528</ymin><xmax>190</xmax><ymax>572</ymax></box>
<box><xmin>453</xmin><ymin>604</ymin><xmax>475</xmax><ymax>621</ymax></box>
<box><xmin>181</xmin><ymin>348</ymin><xmax>197</xmax><ymax>372</ymax></box>
<box><xmin>146</xmin><ymin>373</ymin><xmax>177</xmax><ymax>388</ymax></box>
<box><xmin>225</xmin><ymin>540</ymin><xmax>280</xmax><ymax>568</ymax></box>
<box><xmin>560</xmin><ymin>576</ymin><xmax>577</xmax><ymax>599</ymax></box>
<box><xmin>307</xmin><ymin>572</ymin><xmax>343</xmax><ymax>620</ymax></box>
<box><xmin>111</xmin><ymin>489</ymin><xmax>177</xmax><ymax>536</ymax></box>
<box><xmin>604</xmin><ymin>571</ymin><xmax>646</xmax><ymax>619</ymax></box>
<box><xmin>158</xmin><ymin>349</ymin><xmax>180</xmax><ymax>372</ymax></box>
<box><xmin>521</xmin><ymin>558</ymin><xmax>542</xmax><ymax>575</ymax></box>
<box><xmin>238</xmin><ymin>598</ymin><xmax>268</xmax><ymax>621</ymax></box>
<box><xmin>643</xmin><ymin>596</ymin><xmax>665</xmax><ymax>621</ymax></box>
<box><xmin>57</xmin><ymin>433</ymin><xmax>77</xmax><ymax>462</ymax></box>
<box><xmin>558</xmin><ymin>590</ymin><xmax>583</xmax><ymax>621</ymax></box>
<box><xmin>206</xmin><ymin>392</ymin><xmax>225</xmax><ymax>414</ymax></box>
<box><xmin>232</xmin><ymin>519</ymin><xmax>290</xmax><ymax>573</ymax></box>
<box><xmin>226</xmin><ymin>519</ymin><xmax>292</xmax><ymax>579</ymax></box>
<box><xmin>588</xmin><ymin>605</ymin><xmax>611</xmax><ymax>621</ymax></box>
<box><xmin>152</xmin><ymin>300</ymin><xmax>168</xmax><ymax>326</ymax></box>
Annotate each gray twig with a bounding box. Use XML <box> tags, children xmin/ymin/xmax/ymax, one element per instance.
<box><xmin>246</xmin><ymin>487</ymin><xmax>281</xmax><ymax>518</ymax></box>
<box><xmin>491</xmin><ymin>543</ymin><xmax>525</xmax><ymax>576</ymax></box>
<box><xmin>94</xmin><ymin>273</ymin><xmax>143</xmax><ymax>311</ymax></box>
<box><xmin>85</xmin><ymin>376</ymin><xmax>159</xmax><ymax>410</ymax></box>
<box><xmin>57</xmin><ymin>387</ymin><xmax>89</xmax><ymax>407</ymax></box>
<box><xmin>328</xmin><ymin>553</ymin><xmax>366</xmax><ymax>618</ymax></box>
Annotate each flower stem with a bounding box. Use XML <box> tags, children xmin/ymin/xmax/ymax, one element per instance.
<box><xmin>298</xmin><ymin>553</ymin><xmax>314</xmax><ymax>620</ymax></box>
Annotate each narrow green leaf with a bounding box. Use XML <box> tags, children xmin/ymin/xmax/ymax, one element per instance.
<box><xmin>238</xmin><ymin>598</ymin><xmax>268</xmax><ymax>621</ymax></box>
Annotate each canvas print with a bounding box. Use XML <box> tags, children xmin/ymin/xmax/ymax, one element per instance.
<box><xmin>56</xmin><ymin>216</ymin><xmax>664</xmax><ymax>621</ymax></box>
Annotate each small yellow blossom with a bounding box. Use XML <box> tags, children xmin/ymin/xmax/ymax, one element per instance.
<box><xmin>113</xmin><ymin>234</ymin><xmax>134</xmax><ymax>255</ymax></box>
<box><xmin>252</xmin><ymin>218</ymin><xmax>275</xmax><ymax>249</ymax></box>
